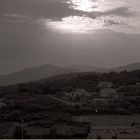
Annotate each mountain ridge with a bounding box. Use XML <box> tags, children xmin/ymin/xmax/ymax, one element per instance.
<box><xmin>0</xmin><ymin>64</ymin><xmax>79</xmax><ymax>86</ymax></box>
<box><xmin>1</xmin><ymin>62</ymin><xmax>140</xmax><ymax>86</ymax></box>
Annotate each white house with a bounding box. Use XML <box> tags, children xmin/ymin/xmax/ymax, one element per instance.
<box><xmin>99</xmin><ymin>88</ymin><xmax>117</xmax><ymax>98</ymax></box>
<box><xmin>92</xmin><ymin>98</ymin><xmax>110</xmax><ymax>106</ymax></box>
<box><xmin>98</xmin><ymin>81</ymin><xmax>113</xmax><ymax>88</ymax></box>
<box><xmin>64</xmin><ymin>89</ymin><xmax>93</xmax><ymax>98</ymax></box>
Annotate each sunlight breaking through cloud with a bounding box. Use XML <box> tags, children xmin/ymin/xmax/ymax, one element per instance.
<box><xmin>3</xmin><ymin>0</ymin><xmax>140</xmax><ymax>35</ymax></box>
<box><xmin>44</xmin><ymin>16</ymin><xmax>106</xmax><ymax>34</ymax></box>
<box><xmin>43</xmin><ymin>14</ymin><xmax>140</xmax><ymax>34</ymax></box>
<box><xmin>43</xmin><ymin>0</ymin><xmax>140</xmax><ymax>34</ymax></box>
<box><xmin>65</xmin><ymin>0</ymin><xmax>126</xmax><ymax>13</ymax></box>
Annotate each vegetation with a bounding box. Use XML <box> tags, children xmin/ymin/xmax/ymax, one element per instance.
<box><xmin>0</xmin><ymin>70</ymin><xmax>140</xmax><ymax>138</ymax></box>
<box><xmin>0</xmin><ymin>69</ymin><xmax>140</xmax><ymax>121</ymax></box>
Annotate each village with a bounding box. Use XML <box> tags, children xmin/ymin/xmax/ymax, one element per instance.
<box><xmin>0</xmin><ymin>81</ymin><xmax>140</xmax><ymax>138</ymax></box>
<box><xmin>51</xmin><ymin>81</ymin><xmax>140</xmax><ymax>114</ymax></box>
<box><xmin>50</xmin><ymin>81</ymin><xmax>140</xmax><ymax>139</ymax></box>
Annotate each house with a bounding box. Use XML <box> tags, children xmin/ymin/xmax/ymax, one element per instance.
<box><xmin>98</xmin><ymin>81</ymin><xmax>113</xmax><ymax>88</ymax></box>
<box><xmin>92</xmin><ymin>98</ymin><xmax>110</xmax><ymax>106</ymax></box>
<box><xmin>88</xmin><ymin>125</ymin><xmax>138</xmax><ymax>139</ymax></box>
<box><xmin>118</xmin><ymin>83</ymin><xmax>140</xmax><ymax>96</ymax></box>
<box><xmin>64</xmin><ymin>89</ymin><xmax>93</xmax><ymax>99</ymax></box>
<box><xmin>99</xmin><ymin>88</ymin><xmax>117</xmax><ymax>98</ymax></box>
<box><xmin>50</xmin><ymin>120</ymin><xmax>90</xmax><ymax>139</ymax></box>
<box><xmin>26</xmin><ymin>119</ymin><xmax>90</xmax><ymax>138</ymax></box>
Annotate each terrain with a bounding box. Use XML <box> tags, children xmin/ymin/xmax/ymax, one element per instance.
<box><xmin>0</xmin><ymin>68</ymin><xmax>140</xmax><ymax>138</ymax></box>
<box><xmin>0</xmin><ymin>64</ymin><xmax>78</xmax><ymax>86</ymax></box>
<box><xmin>1</xmin><ymin>62</ymin><xmax>140</xmax><ymax>86</ymax></box>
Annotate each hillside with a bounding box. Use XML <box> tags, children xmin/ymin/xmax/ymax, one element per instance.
<box><xmin>0</xmin><ymin>70</ymin><xmax>140</xmax><ymax>116</ymax></box>
<box><xmin>0</xmin><ymin>64</ymin><xmax>78</xmax><ymax>86</ymax></box>
<box><xmin>67</xmin><ymin>65</ymin><xmax>107</xmax><ymax>72</ymax></box>
<box><xmin>1</xmin><ymin>62</ymin><xmax>140</xmax><ymax>86</ymax></box>
<box><xmin>68</xmin><ymin>62</ymin><xmax>140</xmax><ymax>73</ymax></box>
<box><xmin>110</xmin><ymin>62</ymin><xmax>140</xmax><ymax>72</ymax></box>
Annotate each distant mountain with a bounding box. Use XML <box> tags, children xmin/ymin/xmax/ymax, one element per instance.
<box><xmin>67</xmin><ymin>65</ymin><xmax>107</xmax><ymax>72</ymax></box>
<box><xmin>110</xmin><ymin>62</ymin><xmax>140</xmax><ymax>72</ymax></box>
<box><xmin>1</xmin><ymin>62</ymin><xmax>140</xmax><ymax>86</ymax></box>
<box><xmin>68</xmin><ymin>62</ymin><xmax>140</xmax><ymax>73</ymax></box>
<box><xmin>0</xmin><ymin>64</ymin><xmax>78</xmax><ymax>86</ymax></box>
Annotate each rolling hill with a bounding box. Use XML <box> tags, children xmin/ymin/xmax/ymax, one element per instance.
<box><xmin>0</xmin><ymin>64</ymin><xmax>78</xmax><ymax>86</ymax></box>
<box><xmin>109</xmin><ymin>62</ymin><xmax>140</xmax><ymax>72</ymax></box>
<box><xmin>1</xmin><ymin>62</ymin><xmax>140</xmax><ymax>86</ymax></box>
<box><xmin>68</xmin><ymin>62</ymin><xmax>140</xmax><ymax>73</ymax></box>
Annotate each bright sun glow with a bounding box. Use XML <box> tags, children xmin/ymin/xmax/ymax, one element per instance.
<box><xmin>66</xmin><ymin>0</ymin><xmax>126</xmax><ymax>12</ymax></box>
<box><xmin>45</xmin><ymin>16</ymin><xmax>105</xmax><ymax>34</ymax></box>
<box><xmin>67</xmin><ymin>0</ymin><xmax>96</xmax><ymax>12</ymax></box>
<box><xmin>43</xmin><ymin>0</ymin><xmax>140</xmax><ymax>34</ymax></box>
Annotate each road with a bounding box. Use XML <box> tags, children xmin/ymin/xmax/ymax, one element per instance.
<box><xmin>47</xmin><ymin>95</ymin><xmax>81</xmax><ymax>106</ymax></box>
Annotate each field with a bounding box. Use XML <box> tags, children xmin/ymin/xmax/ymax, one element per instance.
<box><xmin>73</xmin><ymin>115</ymin><xmax>140</xmax><ymax>126</ymax></box>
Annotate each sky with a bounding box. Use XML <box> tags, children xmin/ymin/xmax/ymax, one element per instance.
<box><xmin>0</xmin><ymin>0</ymin><xmax>140</xmax><ymax>74</ymax></box>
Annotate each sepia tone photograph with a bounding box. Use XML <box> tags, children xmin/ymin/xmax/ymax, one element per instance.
<box><xmin>0</xmin><ymin>0</ymin><xmax>140</xmax><ymax>139</ymax></box>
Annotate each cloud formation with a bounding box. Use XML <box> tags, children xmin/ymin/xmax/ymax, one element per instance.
<box><xmin>45</xmin><ymin>0</ymin><xmax>140</xmax><ymax>34</ymax></box>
